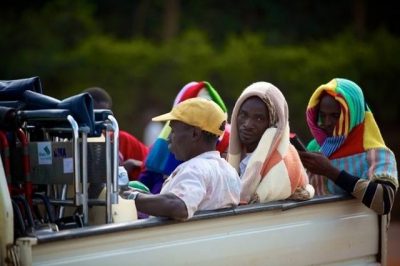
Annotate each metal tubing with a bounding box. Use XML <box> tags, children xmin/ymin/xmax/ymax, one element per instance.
<box><xmin>81</xmin><ymin>132</ymin><xmax>88</xmax><ymax>225</ymax></box>
<box><xmin>16</xmin><ymin>129</ymin><xmax>32</xmax><ymax>207</ymax></box>
<box><xmin>107</xmin><ymin>115</ymin><xmax>119</xmax><ymax>200</ymax></box>
<box><xmin>67</xmin><ymin>115</ymin><xmax>81</xmax><ymax>206</ymax></box>
<box><xmin>58</xmin><ymin>184</ymin><xmax>67</xmax><ymax>219</ymax></box>
<box><xmin>105</xmin><ymin>129</ymin><xmax>112</xmax><ymax>223</ymax></box>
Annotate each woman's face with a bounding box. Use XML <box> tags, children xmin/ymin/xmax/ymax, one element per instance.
<box><xmin>237</xmin><ymin>97</ymin><xmax>270</xmax><ymax>153</ymax></box>
<box><xmin>318</xmin><ymin>94</ymin><xmax>341</xmax><ymax>136</ymax></box>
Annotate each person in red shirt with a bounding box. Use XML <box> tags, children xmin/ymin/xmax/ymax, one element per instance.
<box><xmin>84</xmin><ymin>87</ymin><xmax>148</xmax><ymax>180</ymax></box>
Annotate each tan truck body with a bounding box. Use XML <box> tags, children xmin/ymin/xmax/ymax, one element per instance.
<box><xmin>0</xmin><ymin>157</ymin><xmax>387</xmax><ymax>266</ymax></box>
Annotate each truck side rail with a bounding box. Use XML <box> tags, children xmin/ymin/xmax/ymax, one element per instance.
<box><xmin>34</xmin><ymin>194</ymin><xmax>351</xmax><ymax>244</ymax></box>
<box><xmin>23</xmin><ymin>195</ymin><xmax>382</xmax><ymax>266</ymax></box>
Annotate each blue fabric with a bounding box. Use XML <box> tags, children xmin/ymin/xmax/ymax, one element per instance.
<box><xmin>138</xmin><ymin>170</ymin><xmax>164</xmax><ymax>194</ymax></box>
<box><xmin>145</xmin><ymin>137</ymin><xmax>182</xmax><ymax>174</ymax></box>
<box><xmin>320</xmin><ymin>135</ymin><xmax>345</xmax><ymax>157</ymax></box>
<box><xmin>0</xmin><ymin>77</ymin><xmax>42</xmax><ymax>100</ymax></box>
<box><xmin>5</xmin><ymin>90</ymin><xmax>96</xmax><ymax>136</ymax></box>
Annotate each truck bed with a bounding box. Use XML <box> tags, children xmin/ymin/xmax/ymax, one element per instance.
<box><xmin>19</xmin><ymin>195</ymin><xmax>382</xmax><ymax>266</ymax></box>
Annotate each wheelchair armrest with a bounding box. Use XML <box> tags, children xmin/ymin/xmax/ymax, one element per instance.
<box><xmin>18</xmin><ymin>109</ymin><xmax>72</xmax><ymax>122</ymax></box>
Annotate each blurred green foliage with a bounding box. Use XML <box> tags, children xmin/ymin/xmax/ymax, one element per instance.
<box><xmin>1</xmin><ymin>0</ymin><xmax>399</xmax><ymax>218</ymax></box>
<box><xmin>1</xmin><ymin>1</ymin><xmax>399</xmax><ymax>149</ymax></box>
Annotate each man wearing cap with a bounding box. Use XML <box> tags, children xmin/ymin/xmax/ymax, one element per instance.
<box><xmin>123</xmin><ymin>98</ymin><xmax>241</xmax><ymax>220</ymax></box>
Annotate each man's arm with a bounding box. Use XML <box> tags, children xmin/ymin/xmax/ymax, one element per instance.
<box><xmin>335</xmin><ymin>171</ymin><xmax>396</xmax><ymax>215</ymax></box>
<box><xmin>299</xmin><ymin>151</ymin><xmax>397</xmax><ymax>215</ymax></box>
<box><xmin>129</xmin><ymin>192</ymin><xmax>189</xmax><ymax>220</ymax></box>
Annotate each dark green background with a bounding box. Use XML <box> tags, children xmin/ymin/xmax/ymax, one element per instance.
<box><xmin>1</xmin><ymin>0</ymin><xmax>399</xmax><ymax>215</ymax></box>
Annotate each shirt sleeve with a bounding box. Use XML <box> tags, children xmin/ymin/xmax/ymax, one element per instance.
<box><xmin>163</xmin><ymin>165</ymin><xmax>207</xmax><ymax>219</ymax></box>
<box><xmin>335</xmin><ymin>170</ymin><xmax>397</xmax><ymax>215</ymax></box>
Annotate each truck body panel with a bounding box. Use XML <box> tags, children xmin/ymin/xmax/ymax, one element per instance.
<box><xmin>1</xmin><ymin>155</ymin><xmax>385</xmax><ymax>266</ymax></box>
<box><xmin>19</xmin><ymin>198</ymin><xmax>380</xmax><ymax>266</ymax></box>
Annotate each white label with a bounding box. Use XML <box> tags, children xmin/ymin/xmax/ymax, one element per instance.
<box><xmin>63</xmin><ymin>158</ymin><xmax>74</xmax><ymax>174</ymax></box>
<box><xmin>37</xmin><ymin>142</ymin><xmax>52</xmax><ymax>165</ymax></box>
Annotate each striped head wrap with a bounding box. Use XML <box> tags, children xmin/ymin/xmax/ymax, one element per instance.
<box><xmin>306</xmin><ymin>79</ymin><xmax>398</xmax><ymax>210</ymax></box>
<box><xmin>306</xmin><ymin>78</ymin><xmax>386</xmax><ymax>158</ymax></box>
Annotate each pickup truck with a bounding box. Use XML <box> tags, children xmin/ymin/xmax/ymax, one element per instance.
<box><xmin>0</xmin><ymin>77</ymin><xmax>389</xmax><ymax>265</ymax></box>
<box><xmin>0</xmin><ymin>156</ymin><xmax>388</xmax><ymax>266</ymax></box>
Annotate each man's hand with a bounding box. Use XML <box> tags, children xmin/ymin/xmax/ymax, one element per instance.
<box><xmin>298</xmin><ymin>151</ymin><xmax>341</xmax><ymax>181</ymax></box>
<box><xmin>120</xmin><ymin>182</ymin><xmax>150</xmax><ymax>199</ymax></box>
<box><xmin>121</xmin><ymin>190</ymin><xmax>141</xmax><ymax>200</ymax></box>
<box><xmin>123</xmin><ymin>159</ymin><xmax>143</xmax><ymax>173</ymax></box>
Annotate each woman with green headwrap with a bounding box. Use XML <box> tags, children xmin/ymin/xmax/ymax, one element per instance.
<box><xmin>299</xmin><ymin>78</ymin><xmax>398</xmax><ymax>215</ymax></box>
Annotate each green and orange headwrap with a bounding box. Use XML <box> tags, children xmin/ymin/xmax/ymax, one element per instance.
<box><xmin>306</xmin><ymin>78</ymin><xmax>385</xmax><ymax>158</ymax></box>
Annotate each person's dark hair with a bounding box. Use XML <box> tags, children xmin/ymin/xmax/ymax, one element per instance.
<box><xmin>180</xmin><ymin>122</ymin><xmax>219</xmax><ymax>146</ymax></box>
<box><xmin>84</xmin><ymin>87</ymin><xmax>112</xmax><ymax>109</ymax></box>
<box><xmin>201</xmin><ymin>130</ymin><xmax>219</xmax><ymax>144</ymax></box>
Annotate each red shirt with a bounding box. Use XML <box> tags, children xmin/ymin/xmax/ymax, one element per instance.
<box><xmin>119</xmin><ymin>130</ymin><xmax>149</xmax><ymax>180</ymax></box>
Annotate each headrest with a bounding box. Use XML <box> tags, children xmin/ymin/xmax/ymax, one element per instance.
<box><xmin>0</xmin><ymin>77</ymin><xmax>42</xmax><ymax>100</ymax></box>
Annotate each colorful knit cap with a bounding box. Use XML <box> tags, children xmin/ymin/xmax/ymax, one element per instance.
<box><xmin>173</xmin><ymin>81</ymin><xmax>227</xmax><ymax>113</ymax></box>
<box><xmin>306</xmin><ymin>78</ymin><xmax>386</xmax><ymax>158</ymax></box>
<box><xmin>145</xmin><ymin>81</ymin><xmax>229</xmax><ymax>174</ymax></box>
